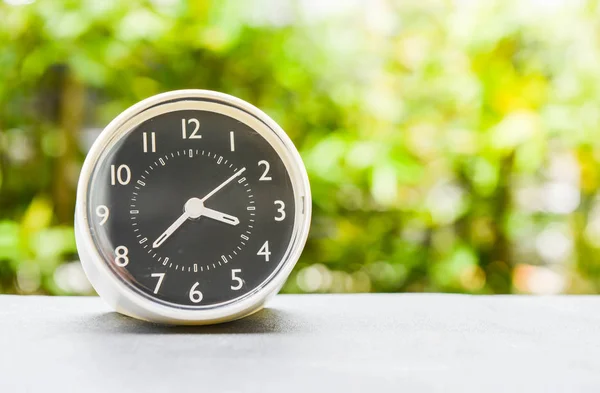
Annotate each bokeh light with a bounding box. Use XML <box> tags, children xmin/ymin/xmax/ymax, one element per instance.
<box><xmin>2</xmin><ymin>0</ymin><xmax>600</xmax><ymax>295</ymax></box>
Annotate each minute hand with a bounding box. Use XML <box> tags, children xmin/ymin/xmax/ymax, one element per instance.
<box><xmin>152</xmin><ymin>210</ymin><xmax>190</xmax><ymax>249</ymax></box>
<box><xmin>200</xmin><ymin>167</ymin><xmax>246</xmax><ymax>202</ymax></box>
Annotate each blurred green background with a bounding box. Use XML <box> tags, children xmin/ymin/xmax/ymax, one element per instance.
<box><xmin>2</xmin><ymin>0</ymin><xmax>600</xmax><ymax>296</ymax></box>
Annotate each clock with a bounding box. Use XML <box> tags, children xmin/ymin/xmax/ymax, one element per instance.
<box><xmin>75</xmin><ymin>90</ymin><xmax>311</xmax><ymax>325</ymax></box>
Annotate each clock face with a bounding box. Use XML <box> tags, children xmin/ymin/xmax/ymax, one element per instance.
<box><xmin>86</xmin><ymin>100</ymin><xmax>299</xmax><ymax>308</ymax></box>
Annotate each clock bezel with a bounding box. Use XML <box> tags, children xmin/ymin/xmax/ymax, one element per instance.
<box><xmin>75</xmin><ymin>90</ymin><xmax>311</xmax><ymax>324</ymax></box>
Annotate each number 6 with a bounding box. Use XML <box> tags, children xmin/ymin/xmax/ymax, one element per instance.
<box><xmin>189</xmin><ymin>282</ymin><xmax>203</xmax><ymax>303</ymax></box>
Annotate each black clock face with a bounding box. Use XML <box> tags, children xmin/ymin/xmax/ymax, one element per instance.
<box><xmin>87</xmin><ymin>103</ymin><xmax>297</xmax><ymax>307</ymax></box>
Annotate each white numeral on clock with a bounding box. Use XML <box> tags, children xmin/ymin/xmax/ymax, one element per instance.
<box><xmin>274</xmin><ymin>200</ymin><xmax>285</xmax><ymax>221</ymax></box>
<box><xmin>96</xmin><ymin>205</ymin><xmax>109</xmax><ymax>225</ymax></box>
<box><xmin>189</xmin><ymin>282</ymin><xmax>203</xmax><ymax>303</ymax></box>
<box><xmin>114</xmin><ymin>246</ymin><xmax>129</xmax><ymax>267</ymax></box>
<box><xmin>231</xmin><ymin>269</ymin><xmax>243</xmax><ymax>290</ymax></box>
<box><xmin>181</xmin><ymin>118</ymin><xmax>201</xmax><ymax>139</ymax></box>
<box><xmin>151</xmin><ymin>273</ymin><xmax>165</xmax><ymax>294</ymax></box>
<box><xmin>230</xmin><ymin>131</ymin><xmax>235</xmax><ymax>151</ymax></box>
<box><xmin>110</xmin><ymin>164</ymin><xmax>131</xmax><ymax>185</ymax></box>
<box><xmin>142</xmin><ymin>132</ymin><xmax>156</xmax><ymax>153</ymax></box>
<box><xmin>257</xmin><ymin>241</ymin><xmax>271</xmax><ymax>262</ymax></box>
<box><xmin>258</xmin><ymin>160</ymin><xmax>272</xmax><ymax>181</ymax></box>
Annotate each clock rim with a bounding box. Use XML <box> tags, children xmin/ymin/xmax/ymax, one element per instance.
<box><xmin>75</xmin><ymin>89</ymin><xmax>311</xmax><ymax>324</ymax></box>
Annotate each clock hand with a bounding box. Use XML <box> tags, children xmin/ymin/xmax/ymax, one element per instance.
<box><xmin>152</xmin><ymin>211</ymin><xmax>190</xmax><ymax>249</ymax></box>
<box><xmin>200</xmin><ymin>207</ymin><xmax>239</xmax><ymax>226</ymax></box>
<box><xmin>152</xmin><ymin>166</ymin><xmax>245</xmax><ymax>249</ymax></box>
<box><xmin>152</xmin><ymin>198</ymin><xmax>204</xmax><ymax>249</ymax></box>
<box><xmin>200</xmin><ymin>167</ymin><xmax>246</xmax><ymax>202</ymax></box>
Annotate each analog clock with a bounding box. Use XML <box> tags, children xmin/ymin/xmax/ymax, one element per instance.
<box><xmin>75</xmin><ymin>90</ymin><xmax>311</xmax><ymax>324</ymax></box>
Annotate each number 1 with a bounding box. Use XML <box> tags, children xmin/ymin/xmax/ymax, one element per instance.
<box><xmin>230</xmin><ymin>131</ymin><xmax>235</xmax><ymax>152</ymax></box>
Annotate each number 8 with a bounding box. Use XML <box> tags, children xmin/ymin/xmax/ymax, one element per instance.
<box><xmin>114</xmin><ymin>246</ymin><xmax>129</xmax><ymax>267</ymax></box>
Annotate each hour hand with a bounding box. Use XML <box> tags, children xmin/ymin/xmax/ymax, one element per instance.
<box><xmin>201</xmin><ymin>207</ymin><xmax>239</xmax><ymax>226</ymax></box>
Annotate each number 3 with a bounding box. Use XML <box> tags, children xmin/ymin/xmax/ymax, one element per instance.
<box><xmin>274</xmin><ymin>200</ymin><xmax>285</xmax><ymax>221</ymax></box>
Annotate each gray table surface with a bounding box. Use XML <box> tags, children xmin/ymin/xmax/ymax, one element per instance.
<box><xmin>1</xmin><ymin>294</ymin><xmax>600</xmax><ymax>392</ymax></box>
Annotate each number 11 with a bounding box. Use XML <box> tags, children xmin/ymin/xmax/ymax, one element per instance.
<box><xmin>143</xmin><ymin>132</ymin><xmax>156</xmax><ymax>153</ymax></box>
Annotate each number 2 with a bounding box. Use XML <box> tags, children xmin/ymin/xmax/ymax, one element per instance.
<box><xmin>258</xmin><ymin>160</ymin><xmax>272</xmax><ymax>181</ymax></box>
<box><xmin>181</xmin><ymin>118</ymin><xmax>201</xmax><ymax>139</ymax></box>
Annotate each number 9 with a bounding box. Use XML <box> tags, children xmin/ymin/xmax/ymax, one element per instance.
<box><xmin>96</xmin><ymin>205</ymin><xmax>109</xmax><ymax>225</ymax></box>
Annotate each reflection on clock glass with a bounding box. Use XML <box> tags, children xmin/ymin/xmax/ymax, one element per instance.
<box><xmin>87</xmin><ymin>105</ymin><xmax>296</xmax><ymax>307</ymax></box>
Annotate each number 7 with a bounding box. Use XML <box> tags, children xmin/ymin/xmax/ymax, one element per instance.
<box><xmin>151</xmin><ymin>273</ymin><xmax>165</xmax><ymax>294</ymax></box>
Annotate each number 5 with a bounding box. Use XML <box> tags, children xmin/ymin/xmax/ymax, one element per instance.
<box><xmin>231</xmin><ymin>269</ymin><xmax>243</xmax><ymax>290</ymax></box>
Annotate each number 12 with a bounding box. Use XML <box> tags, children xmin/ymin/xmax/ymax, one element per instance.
<box><xmin>182</xmin><ymin>118</ymin><xmax>201</xmax><ymax>139</ymax></box>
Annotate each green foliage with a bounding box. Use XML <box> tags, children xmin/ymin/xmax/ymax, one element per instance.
<box><xmin>2</xmin><ymin>0</ymin><xmax>600</xmax><ymax>295</ymax></box>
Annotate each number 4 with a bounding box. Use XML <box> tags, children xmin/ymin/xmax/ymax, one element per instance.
<box><xmin>257</xmin><ymin>241</ymin><xmax>271</xmax><ymax>262</ymax></box>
